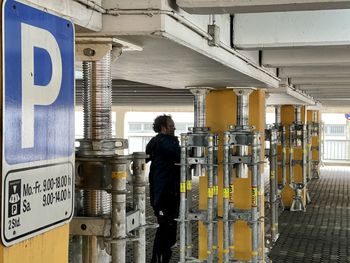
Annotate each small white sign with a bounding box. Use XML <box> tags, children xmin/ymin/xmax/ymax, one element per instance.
<box><xmin>4</xmin><ymin>163</ymin><xmax>73</xmax><ymax>242</ymax></box>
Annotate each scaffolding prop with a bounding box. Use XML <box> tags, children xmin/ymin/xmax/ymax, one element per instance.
<box><xmin>309</xmin><ymin>111</ymin><xmax>321</xmax><ymax>179</ymax></box>
<box><xmin>273</xmin><ymin>106</ymin><xmax>286</xmax><ymax>213</ymax></box>
<box><xmin>265</xmin><ymin>126</ymin><xmax>279</xmax><ymax>244</ymax></box>
<box><xmin>289</xmin><ymin>106</ymin><xmax>310</xmax><ymax>212</ymax></box>
<box><xmin>223</xmin><ymin>89</ymin><xmax>262</xmax><ymax>263</ymax></box>
<box><xmin>69</xmin><ymin>41</ymin><xmax>148</xmax><ymax>263</ymax></box>
<box><xmin>179</xmin><ymin>88</ymin><xmax>219</xmax><ymax>263</ymax></box>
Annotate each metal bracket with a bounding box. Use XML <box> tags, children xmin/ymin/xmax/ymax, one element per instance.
<box><xmin>187</xmin><ymin>133</ymin><xmax>211</xmax><ymax>147</ymax></box>
<box><xmin>292</xmin><ymin>160</ymin><xmax>303</xmax><ymax>166</ymax></box>
<box><xmin>187</xmin><ymin>157</ymin><xmax>208</xmax><ymax>165</ymax></box>
<box><xmin>126</xmin><ymin>210</ymin><xmax>140</xmax><ymax>233</ymax></box>
<box><xmin>188</xmin><ymin>211</ymin><xmax>207</xmax><ymax>222</ymax></box>
<box><xmin>76</xmin><ymin>37</ymin><xmax>142</xmax><ymax>61</ymax></box>
<box><xmin>208</xmin><ymin>24</ymin><xmax>220</xmax><ymax>47</ymax></box>
<box><xmin>70</xmin><ymin>217</ymin><xmax>111</xmax><ymax>237</ymax></box>
<box><xmin>229</xmin><ymin>209</ymin><xmax>257</xmax><ymax>222</ymax></box>
<box><xmin>230</xmin><ymin>155</ymin><xmax>252</xmax><ymax>164</ymax></box>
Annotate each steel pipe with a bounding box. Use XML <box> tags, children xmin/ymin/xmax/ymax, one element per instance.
<box><xmin>233</xmin><ymin>89</ymin><xmax>252</xmax><ymax>178</ymax></box>
<box><xmin>132</xmin><ymin>152</ymin><xmax>147</xmax><ymax>263</ymax></box>
<box><xmin>206</xmin><ymin>135</ymin><xmax>214</xmax><ymax>263</ymax></box>
<box><xmin>223</xmin><ymin>132</ymin><xmax>230</xmax><ymax>263</ymax></box>
<box><xmin>190</xmin><ymin>88</ymin><xmax>209</xmax><ymax>128</ymax></box>
<box><xmin>269</xmin><ymin>130</ymin><xmax>278</xmax><ymax>242</ymax></box>
<box><xmin>110</xmin><ymin>157</ymin><xmax>129</xmax><ymax>263</ymax></box>
<box><xmin>251</xmin><ymin>133</ymin><xmax>260</xmax><ymax>263</ymax></box>
<box><xmin>275</xmin><ymin>105</ymin><xmax>282</xmax><ymax>125</ymax></box>
<box><xmin>179</xmin><ymin>135</ymin><xmax>187</xmax><ymax>263</ymax></box>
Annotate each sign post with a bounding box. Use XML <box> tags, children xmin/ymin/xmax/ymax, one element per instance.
<box><xmin>2</xmin><ymin>0</ymin><xmax>75</xmax><ymax>246</ymax></box>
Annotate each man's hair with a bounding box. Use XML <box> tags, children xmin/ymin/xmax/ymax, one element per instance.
<box><xmin>153</xmin><ymin>114</ymin><xmax>172</xmax><ymax>133</ymax></box>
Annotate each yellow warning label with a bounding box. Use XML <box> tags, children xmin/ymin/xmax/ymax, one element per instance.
<box><xmin>112</xmin><ymin>171</ymin><xmax>127</xmax><ymax>179</ymax></box>
<box><xmin>252</xmin><ymin>251</ymin><xmax>258</xmax><ymax>256</ymax></box>
<box><xmin>186</xmin><ymin>180</ymin><xmax>192</xmax><ymax>191</ymax></box>
<box><xmin>180</xmin><ymin>182</ymin><xmax>186</xmax><ymax>193</ymax></box>
<box><xmin>229</xmin><ymin>185</ymin><xmax>234</xmax><ymax>199</ymax></box>
<box><xmin>213</xmin><ymin>186</ymin><xmax>218</xmax><ymax>196</ymax></box>
<box><xmin>223</xmin><ymin>188</ymin><xmax>230</xmax><ymax>199</ymax></box>
<box><xmin>290</xmin><ymin>149</ymin><xmax>294</xmax><ymax>154</ymax></box>
<box><xmin>208</xmin><ymin>187</ymin><xmax>214</xmax><ymax>198</ymax></box>
<box><xmin>282</xmin><ymin>148</ymin><xmax>286</xmax><ymax>154</ymax></box>
<box><xmin>252</xmin><ymin>187</ymin><xmax>258</xmax><ymax>207</ymax></box>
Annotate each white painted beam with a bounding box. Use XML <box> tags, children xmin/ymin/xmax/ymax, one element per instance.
<box><xmin>279</xmin><ymin>66</ymin><xmax>350</xmax><ymax>78</ymax></box>
<box><xmin>24</xmin><ymin>0</ymin><xmax>102</xmax><ymax>31</ymax></box>
<box><xmin>262</xmin><ymin>47</ymin><xmax>350</xmax><ymax>67</ymax></box>
<box><xmin>267</xmin><ymin>85</ymin><xmax>316</xmax><ymax>105</ymax></box>
<box><xmin>291</xmin><ymin>77</ymin><xmax>350</xmax><ymax>85</ymax></box>
<box><xmin>176</xmin><ymin>0</ymin><xmax>350</xmax><ymax>14</ymax></box>
<box><xmin>296</xmin><ymin>85</ymin><xmax>350</xmax><ymax>90</ymax></box>
<box><xmin>234</xmin><ymin>10</ymin><xmax>350</xmax><ymax>49</ymax></box>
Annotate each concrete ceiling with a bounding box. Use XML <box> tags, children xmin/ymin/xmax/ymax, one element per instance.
<box><xmin>176</xmin><ymin>0</ymin><xmax>350</xmax><ymax>13</ymax></box>
<box><xmin>31</xmin><ymin>0</ymin><xmax>350</xmax><ymax>108</ymax></box>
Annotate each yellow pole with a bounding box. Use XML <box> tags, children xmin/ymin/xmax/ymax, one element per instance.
<box><xmin>199</xmin><ymin>89</ymin><xmax>265</xmax><ymax>262</ymax></box>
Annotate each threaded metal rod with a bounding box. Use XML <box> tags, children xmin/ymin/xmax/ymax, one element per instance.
<box><xmin>190</xmin><ymin>88</ymin><xmax>209</xmax><ymax>128</ymax></box>
<box><xmin>295</xmin><ymin>106</ymin><xmax>302</xmax><ymax>124</ymax></box>
<box><xmin>275</xmin><ymin>106</ymin><xmax>281</xmax><ymax>125</ymax></box>
<box><xmin>233</xmin><ymin>89</ymin><xmax>252</xmax><ymax>178</ymax></box>
<box><xmin>234</xmin><ymin>89</ymin><xmax>252</xmax><ymax>127</ymax></box>
<box><xmin>82</xmin><ymin>52</ymin><xmax>112</xmax><ymax>140</ymax></box>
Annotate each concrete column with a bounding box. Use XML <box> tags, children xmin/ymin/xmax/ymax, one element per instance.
<box><xmin>198</xmin><ymin>89</ymin><xmax>265</xmax><ymax>262</ymax></box>
<box><xmin>0</xmin><ymin>226</ymin><xmax>69</xmax><ymax>263</ymax></box>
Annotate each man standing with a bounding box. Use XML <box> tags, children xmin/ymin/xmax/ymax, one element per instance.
<box><xmin>146</xmin><ymin>114</ymin><xmax>180</xmax><ymax>263</ymax></box>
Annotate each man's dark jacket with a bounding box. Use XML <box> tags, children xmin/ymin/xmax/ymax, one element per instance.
<box><xmin>146</xmin><ymin>133</ymin><xmax>181</xmax><ymax>211</ymax></box>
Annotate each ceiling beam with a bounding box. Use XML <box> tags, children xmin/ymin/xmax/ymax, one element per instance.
<box><xmin>176</xmin><ymin>0</ymin><xmax>350</xmax><ymax>14</ymax></box>
<box><xmin>290</xmin><ymin>77</ymin><xmax>350</xmax><ymax>85</ymax></box>
<box><xmin>262</xmin><ymin>47</ymin><xmax>350</xmax><ymax>67</ymax></box>
<box><xmin>27</xmin><ymin>0</ymin><xmax>102</xmax><ymax>31</ymax></box>
<box><xmin>234</xmin><ymin>10</ymin><xmax>350</xmax><ymax>49</ymax></box>
<box><xmin>279</xmin><ymin>66</ymin><xmax>350</xmax><ymax>78</ymax></box>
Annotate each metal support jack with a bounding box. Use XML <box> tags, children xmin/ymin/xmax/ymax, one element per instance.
<box><xmin>310</xmin><ymin>111</ymin><xmax>320</xmax><ymax>180</ymax></box>
<box><xmin>289</xmin><ymin>106</ymin><xmax>308</xmax><ymax>212</ymax></box>
<box><xmin>179</xmin><ymin>88</ymin><xmax>218</xmax><ymax>263</ymax></box>
<box><xmin>273</xmin><ymin>106</ymin><xmax>286</xmax><ymax>214</ymax></box>
<box><xmin>70</xmin><ymin>39</ymin><xmax>147</xmax><ymax>263</ymax></box>
<box><xmin>265</xmin><ymin>127</ymin><xmax>279</xmax><ymax>244</ymax></box>
<box><xmin>223</xmin><ymin>89</ymin><xmax>262</xmax><ymax>263</ymax></box>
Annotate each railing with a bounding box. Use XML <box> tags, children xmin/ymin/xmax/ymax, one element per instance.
<box><xmin>323</xmin><ymin>139</ymin><xmax>350</xmax><ymax>161</ymax></box>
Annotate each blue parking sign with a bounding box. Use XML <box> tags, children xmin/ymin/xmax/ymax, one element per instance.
<box><xmin>2</xmin><ymin>0</ymin><xmax>75</xmax><ymax>246</ymax></box>
<box><xmin>3</xmin><ymin>0</ymin><xmax>75</xmax><ymax>165</ymax></box>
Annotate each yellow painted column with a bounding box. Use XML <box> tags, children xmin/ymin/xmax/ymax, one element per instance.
<box><xmin>280</xmin><ymin>105</ymin><xmax>307</xmax><ymax>208</ymax></box>
<box><xmin>307</xmin><ymin>110</ymin><xmax>321</xmax><ymax>176</ymax></box>
<box><xmin>0</xmin><ymin>226</ymin><xmax>69</xmax><ymax>263</ymax></box>
<box><xmin>0</xmin><ymin>2</ymin><xmax>70</xmax><ymax>261</ymax></box>
<box><xmin>199</xmin><ymin>89</ymin><xmax>265</xmax><ymax>262</ymax></box>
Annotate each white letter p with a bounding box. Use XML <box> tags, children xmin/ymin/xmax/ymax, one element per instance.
<box><xmin>21</xmin><ymin>23</ymin><xmax>62</xmax><ymax>149</ymax></box>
